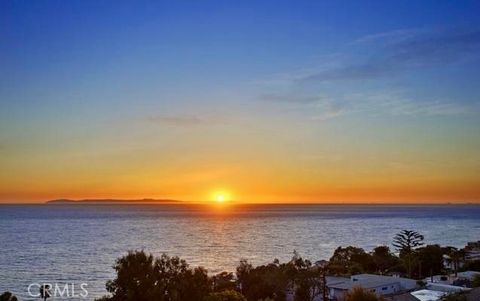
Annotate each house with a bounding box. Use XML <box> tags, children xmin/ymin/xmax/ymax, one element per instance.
<box><xmin>328</xmin><ymin>278</ymin><xmax>401</xmax><ymax>300</ymax></box>
<box><xmin>465</xmin><ymin>241</ymin><xmax>480</xmax><ymax>261</ymax></box>
<box><xmin>285</xmin><ymin>276</ymin><xmax>350</xmax><ymax>301</ymax></box>
<box><xmin>456</xmin><ymin>270</ymin><xmax>480</xmax><ymax>281</ymax></box>
<box><xmin>388</xmin><ymin>280</ymin><xmax>478</xmax><ymax>301</ymax></box>
<box><xmin>424</xmin><ymin>274</ymin><xmax>454</xmax><ymax>285</ymax></box>
<box><xmin>425</xmin><ymin>282</ymin><xmax>471</xmax><ymax>293</ymax></box>
<box><xmin>423</xmin><ymin>271</ymin><xmax>480</xmax><ymax>287</ymax></box>
<box><xmin>328</xmin><ymin>274</ymin><xmax>417</xmax><ymax>300</ymax></box>
<box><xmin>443</xmin><ymin>254</ymin><xmax>465</xmax><ymax>271</ymax></box>
<box><xmin>352</xmin><ymin>274</ymin><xmax>417</xmax><ymax>291</ymax></box>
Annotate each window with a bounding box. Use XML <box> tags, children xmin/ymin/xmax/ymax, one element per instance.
<box><xmin>382</xmin><ymin>287</ymin><xmax>387</xmax><ymax>291</ymax></box>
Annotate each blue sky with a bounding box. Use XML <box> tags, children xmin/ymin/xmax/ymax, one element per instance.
<box><xmin>1</xmin><ymin>0</ymin><xmax>480</xmax><ymax>202</ymax></box>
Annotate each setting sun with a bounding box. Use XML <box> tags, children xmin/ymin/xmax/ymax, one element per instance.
<box><xmin>212</xmin><ymin>190</ymin><xmax>231</xmax><ymax>203</ymax></box>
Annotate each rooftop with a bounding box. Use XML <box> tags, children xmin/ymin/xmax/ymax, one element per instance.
<box><xmin>386</xmin><ymin>293</ymin><xmax>421</xmax><ymax>301</ymax></box>
<box><xmin>329</xmin><ymin>278</ymin><xmax>399</xmax><ymax>290</ymax></box>
<box><xmin>326</xmin><ymin>276</ymin><xmax>349</xmax><ymax>285</ymax></box>
<box><xmin>410</xmin><ymin>289</ymin><xmax>445</xmax><ymax>301</ymax></box>
<box><xmin>352</xmin><ymin>274</ymin><xmax>416</xmax><ymax>282</ymax></box>
<box><xmin>456</xmin><ymin>270</ymin><xmax>480</xmax><ymax>279</ymax></box>
<box><xmin>425</xmin><ymin>283</ymin><xmax>471</xmax><ymax>293</ymax></box>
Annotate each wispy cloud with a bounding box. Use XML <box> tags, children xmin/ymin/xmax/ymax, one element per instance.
<box><xmin>257</xmin><ymin>27</ymin><xmax>479</xmax><ymax>120</ymax></box>
<box><xmin>259</xmin><ymin>93</ymin><xmax>348</xmax><ymax>121</ymax></box>
<box><xmin>310</xmin><ymin>105</ymin><xmax>346</xmax><ymax>121</ymax></box>
<box><xmin>353</xmin><ymin>29</ymin><xmax>421</xmax><ymax>44</ymax></box>
<box><xmin>147</xmin><ymin>114</ymin><xmax>224</xmax><ymax>126</ymax></box>
<box><xmin>344</xmin><ymin>91</ymin><xmax>472</xmax><ymax>117</ymax></box>
<box><xmin>259</xmin><ymin>94</ymin><xmax>328</xmax><ymax>104</ymax></box>
<box><xmin>300</xmin><ymin>28</ymin><xmax>480</xmax><ymax>82</ymax></box>
<box><xmin>260</xmin><ymin>90</ymin><xmax>471</xmax><ymax>121</ymax></box>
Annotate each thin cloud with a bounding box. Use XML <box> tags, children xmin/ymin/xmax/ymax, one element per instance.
<box><xmin>263</xmin><ymin>90</ymin><xmax>472</xmax><ymax>121</ymax></box>
<box><xmin>300</xmin><ymin>28</ymin><xmax>480</xmax><ymax>83</ymax></box>
<box><xmin>259</xmin><ymin>94</ymin><xmax>328</xmax><ymax>104</ymax></box>
<box><xmin>344</xmin><ymin>91</ymin><xmax>472</xmax><ymax>117</ymax></box>
<box><xmin>260</xmin><ymin>93</ymin><xmax>348</xmax><ymax>121</ymax></box>
<box><xmin>311</xmin><ymin>106</ymin><xmax>346</xmax><ymax>121</ymax></box>
<box><xmin>258</xmin><ymin>27</ymin><xmax>478</xmax><ymax>120</ymax></box>
<box><xmin>147</xmin><ymin>114</ymin><xmax>224</xmax><ymax>126</ymax></box>
<box><xmin>353</xmin><ymin>29</ymin><xmax>420</xmax><ymax>44</ymax></box>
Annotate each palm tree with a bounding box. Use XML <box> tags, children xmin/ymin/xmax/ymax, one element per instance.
<box><xmin>393</xmin><ymin>230</ymin><xmax>424</xmax><ymax>278</ymax></box>
<box><xmin>445</xmin><ymin>247</ymin><xmax>465</xmax><ymax>277</ymax></box>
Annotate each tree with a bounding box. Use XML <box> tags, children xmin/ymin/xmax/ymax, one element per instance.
<box><xmin>472</xmin><ymin>274</ymin><xmax>480</xmax><ymax>288</ymax></box>
<box><xmin>393</xmin><ymin>230</ymin><xmax>425</xmax><ymax>253</ymax></box>
<box><xmin>104</xmin><ymin>250</ymin><xmax>157</xmax><ymax>301</ymax></box>
<box><xmin>328</xmin><ymin>246</ymin><xmax>375</xmax><ymax>275</ymax></box>
<box><xmin>204</xmin><ymin>290</ymin><xmax>247</xmax><ymax>301</ymax></box>
<box><xmin>371</xmin><ymin>246</ymin><xmax>399</xmax><ymax>274</ymax></box>
<box><xmin>0</xmin><ymin>292</ymin><xmax>18</xmax><ymax>301</ymax></box>
<box><xmin>416</xmin><ymin>245</ymin><xmax>445</xmax><ymax>279</ymax></box>
<box><xmin>445</xmin><ymin>247</ymin><xmax>466</xmax><ymax>277</ymax></box>
<box><xmin>344</xmin><ymin>287</ymin><xmax>384</xmax><ymax>301</ymax></box>
<box><xmin>393</xmin><ymin>230</ymin><xmax>424</xmax><ymax>277</ymax></box>
<box><xmin>236</xmin><ymin>259</ymin><xmax>289</xmax><ymax>301</ymax></box>
<box><xmin>212</xmin><ymin>272</ymin><xmax>236</xmax><ymax>292</ymax></box>
<box><xmin>290</xmin><ymin>253</ymin><xmax>326</xmax><ymax>301</ymax></box>
<box><xmin>442</xmin><ymin>292</ymin><xmax>467</xmax><ymax>301</ymax></box>
<box><xmin>99</xmin><ymin>250</ymin><xmax>211</xmax><ymax>301</ymax></box>
<box><xmin>462</xmin><ymin>259</ymin><xmax>480</xmax><ymax>272</ymax></box>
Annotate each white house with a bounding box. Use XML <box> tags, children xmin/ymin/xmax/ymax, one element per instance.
<box><xmin>328</xmin><ymin>274</ymin><xmax>417</xmax><ymax>301</ymax></box>
<box><xmin>456</xmin><ymin>270</ymin><xmax>480</xmax><ymax>281</ymax></box>
<box><xmin>425</xmin><ymin>282</ymin><xmax>471</xmax><ymax>293</ymax></box>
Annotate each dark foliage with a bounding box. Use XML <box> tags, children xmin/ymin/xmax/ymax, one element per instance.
<box><xmin>236</xmin><ymin>259</ymin><xmax>289</xmax><ymax>301</ymax></box>
<box><xmin>212</xmin><ymin>272</ymin><xmax>237</xmax><ymax>292</ymax></box>
<box><xmin>344</xmin><ymin>287</ymin><xmax>385</xmax><ymax>301</ymax></box>
<box><xmin>472</xmin><ymin>274</ymin><xmax>480</xmax><ymax>288</ymax></box>
<box><xmin>204</xmin><ymin>290</ymin><xmax>247</xmax><ymax>301</ymax></box>
<box><xmin>98</xmin><ymin>251</ymin><xmax>211</xmax><ymax>301</ymax></box>
<box><xmin>393</xmin><ymin>230</ymin><xmax>425</xmax><ymax>253</ymax></box>
<box><xmin>290</xmin><ymin>253</ymin><xmax>326</xmax><ymax>301</ymax></box>
<box><xmin>371</xmin><ymin>246</ymin><xmax>400</xmax><ymax>274</ymax></box>
<box><xmin>0</xmin><ymin>292</ymin><xmax>17</xmax><ymax>301</ymax></box>
<box><xmin>328</xmin><ymin>246</ymin><xmax>374</xmax><ymax>275</ymax></box>
<box><xmin>462</xmin><ymin>260</ymin><xmax>480</xmax><ymax>272</ymax></box>
<box><xmin>393</xmin><ymin>230</ymin><xmax>425</xmax><ymax>277</ymax></box>
<box><xmin>445</xmin><ymin>247</ymin><xmax>466</xmax><ymax>276</ymax></box>
<box><xmin>442</xmin><ymin>292</ymin><xmax>467</xmax><ymax>301</ymax></box>
<box><xmin>415</xmin><ymin>245</ymin><xmax>445</xmax><ymax>279</ymax></box>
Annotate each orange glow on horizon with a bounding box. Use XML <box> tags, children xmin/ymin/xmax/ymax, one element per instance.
<box><xmin>211</xmin><ymin>189</ymin><xmax>232</xmax><ymax>204</ymax></box>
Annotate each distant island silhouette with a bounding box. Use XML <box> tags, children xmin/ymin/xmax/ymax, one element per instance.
<box><xmin>46</xmin><ymin>198</ymin><xmax>181</xmax><ymax>204</ymax></box>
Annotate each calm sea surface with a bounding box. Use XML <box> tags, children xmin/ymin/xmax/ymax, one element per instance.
<box><xmin>0</xmin><ymin>204</ymin><xmax>479</xmax><ymax>300</ymax></box>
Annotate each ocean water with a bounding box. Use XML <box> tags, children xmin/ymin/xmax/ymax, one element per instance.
<box><xmin>0</xmin><ymin>204</ymin><xmax>479</xmax><ymax>300</ymax></box>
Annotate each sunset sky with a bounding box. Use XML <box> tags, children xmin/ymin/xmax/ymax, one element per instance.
<box><xmin>1</xmin><ymin>1</ymin><xmax>480</xmax><ymax>203</ymax></box>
